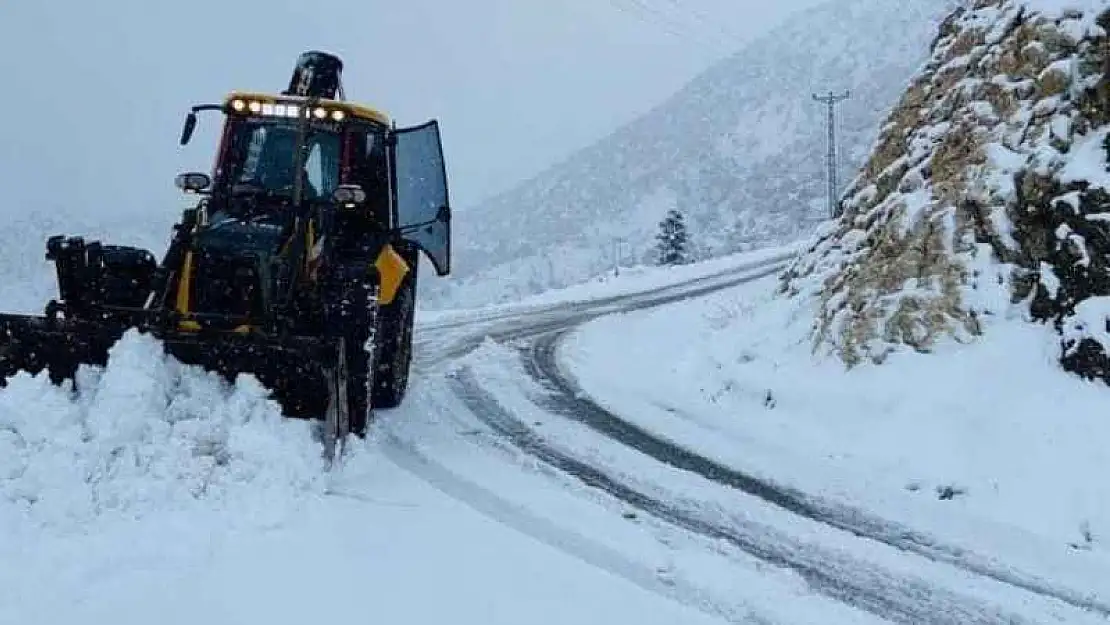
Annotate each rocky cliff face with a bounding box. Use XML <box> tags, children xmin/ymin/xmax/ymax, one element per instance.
<box><xmin>781</xmin><ymin>0</ymin><xmax>1110</xmax><ymax>382</ymax></box>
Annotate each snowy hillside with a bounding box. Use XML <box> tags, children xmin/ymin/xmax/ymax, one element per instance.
<box><xmin>425</xmin><ymin>0</ymin><xmax>958</xmax><ymax>309</ymax></box>
<box><xmin>781</xmin><ymin>0</ymin><xmax>1110</xmax><ymax>380</ymax></box>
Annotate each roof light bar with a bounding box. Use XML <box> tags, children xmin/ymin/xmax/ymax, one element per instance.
<box><xmin>229</xmin><ymin>98</ymin><xmax>348</xmax><ymax>122</ymax></box>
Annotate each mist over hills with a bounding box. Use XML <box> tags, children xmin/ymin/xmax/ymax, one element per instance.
<box><xmin>427</xmin><ymin>0</ymin><xmax>959</xmax><ymax>309</ymax></box>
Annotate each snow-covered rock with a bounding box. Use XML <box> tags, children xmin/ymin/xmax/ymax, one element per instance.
<box><xmin>781</xmin><ymin>0</ymin><xmax>1110</xmax><ymax>382</ymax></box>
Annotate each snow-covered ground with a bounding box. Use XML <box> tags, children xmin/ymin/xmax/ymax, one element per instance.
<box><xmin>8</xmin><ymin>240</ymin><xmax>1110</xmax><ymax>622</ymax></box>
<box><xmin>561</xmin><ymin>270</ymin><xmax>1110</xmax><ymax>602</ymax></box>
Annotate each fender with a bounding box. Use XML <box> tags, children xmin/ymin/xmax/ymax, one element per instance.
<box><xmin>375</xmin><ymin>243</ymin><xmax>409</xmax><ymax>305</ymax></box>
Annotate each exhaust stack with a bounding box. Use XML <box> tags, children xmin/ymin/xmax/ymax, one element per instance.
<box><xmin>283</xmin><ymin>51</ymin><xmax>345</xmax><ymax>100</ymax></box>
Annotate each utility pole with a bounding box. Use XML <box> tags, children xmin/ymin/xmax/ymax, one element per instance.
<box><xmin>613</xmin><ymin>237</ymin><xmax>626</xmax><ymax>277</ymax></box>
<box><xmin>813</xmin><ymin>90</ymin><xmax>850</xmax><ymax>219</ymax></box>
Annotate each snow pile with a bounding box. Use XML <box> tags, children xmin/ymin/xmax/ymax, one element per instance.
<box><xmin>425</xmin><ymin>0</ymin><xmax>956</xmax><ymax>309</ymax></box>
<box><xmin>0</xmin><ymin>330</ymin><xmax>328</xmax><ymax>534</ymax></box>
<box><xmin>781</xmin><ymin>0</ymin><xmax>1110</xmax><ymax>375</ymax></box>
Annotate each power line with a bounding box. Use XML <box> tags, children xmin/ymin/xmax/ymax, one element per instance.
<box><xmin>657</xmin><ymin>0</ymin><xmax>745</xmax><ymax>46</ymax></box>
<box><xmin>615</xmin><ymin>0</ymin><xmax>694</xmax><ymax>41</ymax></box>
<box><xmin>605</xmin><ymin>0</ymin><xmax>738</xmax><ymax>53</ymax></box>
<box><xmin>813</xmin><ymin>90</ymin><xmax>850</xmax><ymax>219</ymax></box>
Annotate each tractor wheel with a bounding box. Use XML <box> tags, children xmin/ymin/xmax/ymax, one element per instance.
<box><xmin>323</xmin><ymin>336</ymin><xmax>351</xmax><ymax>459</ymax></box>
<box><xmin>344</xmin><ymin>329</ymin><xmax>374</xmax><ymax>437</ymax></box>
<box><xmin>332</xmin><ymin>274</ymin><xmax>380</xmax><ymax>438</ymax></box>
<box><xmin>371</xmin><ymin>269</ymin><xmax>417</xmax><ymax>409</ymax></box>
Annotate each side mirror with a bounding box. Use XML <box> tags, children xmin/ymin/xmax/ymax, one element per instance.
<box><xmin>180</xmin><ymin>112</ymin><xmax>198</xmax><ymax>146</ymax></box>
<box><xmin>333</xmin><ymin>184</ymin><xmax>367</xmax><ymax>208</ymax></box>
<box><xmin>175</xmin><ymin>172</ymin><xmax>211</xmax><ymax>193</ymax></box>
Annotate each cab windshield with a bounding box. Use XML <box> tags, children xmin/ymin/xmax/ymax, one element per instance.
<box><xmin>222</xmin><ymin>118</ymin><xmax>341</xmax><ymax>200</ymax></box>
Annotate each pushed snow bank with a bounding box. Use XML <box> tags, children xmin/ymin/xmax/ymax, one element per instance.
<box><xmin>0</xmin><ymin>330</ymin><xmax>327</xmax><ymax>533</ymax></box>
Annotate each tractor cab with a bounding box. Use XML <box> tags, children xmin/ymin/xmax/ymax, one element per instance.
<box><xmin>176</xmin><ymin>51</ymin><xmax>451</xmax><ymax>276</ymax></box>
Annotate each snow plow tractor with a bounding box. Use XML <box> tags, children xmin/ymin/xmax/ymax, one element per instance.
<box><xmin>0</xmin><ymin>51</ymin><xmax>451</xmax><ymax>458</ymax></box>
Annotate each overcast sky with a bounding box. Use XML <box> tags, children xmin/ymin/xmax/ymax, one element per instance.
<box><xmin>0</xmin><ymin>0</ymin><xmax>828</xmax><ymax>217</ymax></box>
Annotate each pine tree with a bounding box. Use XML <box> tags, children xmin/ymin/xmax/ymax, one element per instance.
<box><xmin>655</xmin><ymin>209</ymin><xmax>689</xmax><ymax>266</ymax></box>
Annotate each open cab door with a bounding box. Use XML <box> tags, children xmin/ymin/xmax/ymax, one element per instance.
<box><xmin>393</xmin><ymin>120</ymin><xmax>451</xmax><ymax>276</ymax></box>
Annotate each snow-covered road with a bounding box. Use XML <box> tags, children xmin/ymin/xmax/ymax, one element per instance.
<box><xmin>393</xmin><ymin>249</ymin><xmax>1110</xmax><ymax>624</ymax></box>
<box><xmin>4</xmin><ymin>246</ymin><xmax>1105</xmax><ymax>624</ymax></box>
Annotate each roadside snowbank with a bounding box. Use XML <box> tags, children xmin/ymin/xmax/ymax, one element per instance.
<box><xmin>563</xmin><ymin>273</ymin><xmax>1110</xmax><ymax>595</ymax></box>
<box><xmin>0</xmin><ymin>330</ymin><xmax>328</xmax><ymax>536</ymax></box>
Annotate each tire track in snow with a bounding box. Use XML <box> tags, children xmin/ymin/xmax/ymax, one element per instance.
<box><xmin>446</xmin><ymin>368</ymin><xmax>1031</xmax><ymax>625</ymax></box>
<box><xmin>373</xmin><ymin>422</ymin><xmax>766</xmax><ymax>625</ymax></box>
<box><xmin>522</xmin><ymin>328</ymin><xmax>1110</xmax><ymax>619</ymax></box>
<box><xmin>413</xmin><ymin>256</ymin><xmax>1095</xmax><ymax>621</ymax></box>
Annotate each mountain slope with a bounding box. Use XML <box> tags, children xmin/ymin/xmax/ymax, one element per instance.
<box><xmin>428</xmin><ymin>0</ymin><xmax>958</xmax><ymax>309</ymax></box>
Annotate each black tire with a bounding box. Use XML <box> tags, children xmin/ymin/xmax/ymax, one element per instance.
<box><xmin>345</xmin><ymin>329</ymin><xmax>374</xmax><ymax>437</ymax></box>
<box><xmin>329</xmin><ymin>270</ymin><xmax>379</xmax><ymax>438</ymax></box>
<box><xmin>324</xmin><ymin>336</ymin><xmax>351</xmax><ymax>453</ymax></box>
<box><xmin>371</xmin><ymin>266</ymin><xmax>417</xmax><ymax>409</ymax></box>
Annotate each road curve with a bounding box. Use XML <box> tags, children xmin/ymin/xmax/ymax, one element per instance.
<box><xmin>446</xmin><ymin>366</ymin><xmax>1031</xmax><ymax>625</ymax></box>
<box><xmin>414</xmin><ymin>257</ymin><xmax>793</xmax><ymax>367</ymax></box>
<box><xmin>522</xmin><ymin>329</ymin><xmax>1110</xmax><ymax>619</ymax></box>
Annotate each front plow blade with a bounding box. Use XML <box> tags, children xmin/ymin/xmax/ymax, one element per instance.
<box><xmin>0</xmin><ymin>314</ymin><xmax>118</xmax><ymax>385</ymax></box>
<box><xmin>0</xmin><ymin>313</ymin><xmax>348</xmax><ymax>461</ymax></box>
